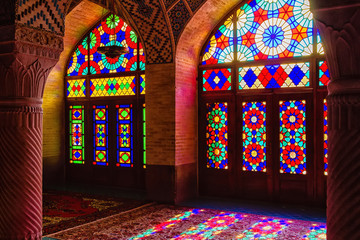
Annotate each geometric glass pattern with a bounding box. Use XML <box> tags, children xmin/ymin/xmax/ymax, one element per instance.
<box><xmin>319</xmin><ymin>60</ymin><xmax>330</xmax><ymax>86</ymax></box>
<box><xmin>239</xmin><ymin>62</ymin><xmax>310</xmax><ymax>89</ymax></box>
<box><xmin>90</xmin><ymin>76</ymin><xmax>136</xmax><ymax>97</ymax></box>
<box><xmin>69</xmin><ymin>106</ymin><xmax>85</xmax><ymax>164</ymax></box>
<box><xmin>93</xmin><ymin>105</ymin><xmax>108</xmax><ymax>166</ymax></box>
<box><xmin>174</xmin><ymin>212</ymin><xmax>243</xmax><ymax>239</ymax></box>
<box><xmin>302</xmin><ymin>224</ymin><xmax>327</xmax><ymax>240</ymax></box>
<box><xmin>243</xmin><ymin>102</ymin><xmax>266</xmax><ymax>172</ymax></box>
<box><xmin>206</xmin><ymin>102</ymin><xmax>228</xmax><ymax>169</ymax></box>
<box><xmin>236</xmin><ymin>0</ymin><xmax>313</xmax><ymax>62</ymax></box>
<box><xmin>67</xmin><ymin>79</ymin><xmax>86</xmax><ymax>97</ymax></box>
<box><xmin>324</xmin><ymin>99</ymin><xmax>328</xmax><ymax>176</ymax></box>
<box><xmin>67</xmin><ymin>37</ymin><xmax>88</xmax><ymax>76</ymax></box>
<box><xmin>202</xmin><ymin>14</ymin><xmax>234</xmax><ymax>65</ymax></box>
<box><xmin>143</xmin><ymin>103</ymin><xmax>146</xmax><ymax>168</ymax></box>
<box><xmin>66</xmin><ymin>13</ymin><xmax>145</xmax><ymax>77</ymax></box>
<box><xmin>317</xmin><ymin>30</ymin><xmax>324</xmax><ymax>55</ymax></box>
<box><xmin>89</xmin><ymin>14</ymin><xmax>139</xmax><ymax>74</ymax></box>
<box><xmin>129</xmin><ymin>209</ymin><xmax>202</xmax><ymax>240</ymax></box>
<box><xmin>280</xmin><ymin>100</ymin><xmax>306</xmax><ymax>175</ymax></box>
<box><xmin>116</xmin><ymin>104</ymin><xmax>133</xmax><ymax>167</ymax></box>
<box><xmin>203</xmin><ymin>68</ymin><xmax>232</xmax><ymax>91</ymax></box>
<box><xmin>140</xmin><ymin>74</ymin><xmax>145</xmax><ymax>95</ymax></box>
<box><xmin>236</xmin><ymin>218</ymin><xmax>290</xmax><ymax>239</ymax></box>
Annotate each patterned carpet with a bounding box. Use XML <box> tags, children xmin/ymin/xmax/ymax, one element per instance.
<box><xmin>45</xmin><ymin>204</ymin><xmax>326</xmax><ymax>239</ymax></box>
<box><xmin>43</xmin><ymin>191</ymin><xmax>148</xmax><ymax>235</ymax></box>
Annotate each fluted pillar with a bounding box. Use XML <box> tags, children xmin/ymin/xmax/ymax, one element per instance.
<box><xmin>0</xmin><ymin>24</ymin><xmax>63</xmax><ymax>239</ymax></box>
<box><xmin>314</xmin><ymin>3</ymin><xmax>360</xmax><ymax>240</ymax></box>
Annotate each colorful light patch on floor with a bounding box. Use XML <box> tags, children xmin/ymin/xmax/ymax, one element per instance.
<box><xmin>302</xmin><ymin>224</ymin><xmax>327</xmax><ymax>240</ymax></box>
<box><xmin>129</xmin><ymin>209</ymin><xmax>202</xmax><ymax>240</ymax></box>
<box><xmin>236</xmin><ymin>218</ymin><xmax>290</xmax><ymax>239</ymax></box>
<box><xmin>173</xmin><ymin>212</ymin><xmax>243</xmax><ymax>239</ymax></box>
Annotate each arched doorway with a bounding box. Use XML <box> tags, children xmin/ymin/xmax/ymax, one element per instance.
<box><xmin>198</xmin><ymin>0</ymin><xmax>329</xmax><ymax>203</ymax></box>
<box><xmin>64</xmin><ymin>13</ymin><xmax>146</xmax><ymax>188</ymax></box>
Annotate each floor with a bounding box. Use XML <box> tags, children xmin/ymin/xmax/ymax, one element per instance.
<box><xmin>42</xmin><ymin>184</ymin><xmax>326</xmax><ymax>239</ymax></box>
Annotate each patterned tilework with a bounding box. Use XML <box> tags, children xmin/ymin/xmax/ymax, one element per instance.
<box><xmin>186</xmin><ymin>0</ymin><xmax>206</xmax><ymax>12</ymax></box>
<box><xmin>17</xmin><ymin>0</ymin><xmax>66</xmax><ymax>35</ymax></box>
<box><xmin>120</xmin><ymin>0</ymin><xmax>174</xmax><ymax>64</ymax></box>
<box><xmin>168</xmin><ymin>0</ymin><xmax>191</xmax><ymax>43</ymax></box>
<box><xmin>164</xmin><ymin>0</ymin><xmax>179</xmax><ymax>9</ymax></box>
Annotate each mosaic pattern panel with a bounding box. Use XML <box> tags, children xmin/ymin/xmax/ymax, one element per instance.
<box><xmin>317</xmin><ymin>30</ymin><xmax>324</xmax><ymax>55</ymax></box>
<box><xmin>239</xmin><ymin>62</ymin><xmax>310</xmax><ymax>89</ymax></box>
<box><xmin>67</xmin><ymin>79</ymin><xmax>86</xmax><ymax>97</ymax></box>
<box><xmin>140</xmin><ymin>74</ymin><xmax>146</xmax><ymax>94</ymax></box>
<box><xmin>67</xmin><ymin>38</ymin><xmax>88</xmax><ymax>76</ymax></box>
<box><xmin>280</xmin><ymin>100</ymin><xmax>306</xmax><ymax>174</ymax></box>
<box><xmin>206</xmin><ymin>102</ymin><xmax>228</xmax><ymax>169</ymax></box>
<box><xmin>243</xmin><ymin>102</ymin><xmax>266</xmax><ymax>172</ymax></box>
<box><xmin>90</xmin><ymin>77</ymin><xmax>136</xmax><ymax>97</ymax></box>
<box><xmin>139</xmin><ymin>42</ymin><xmax>146</xmax><ymax>71</ymax></box>
<box><xmin>93</xmin><ymin>105</ymin><xmax>108</xmax><ymax>166</ymax></box>
<box><xmin>117</xmin><ymin>105</ymin><xmax>133</xmax><ymax>167</ymax></box>
<box><xmin>302</xmin><ymin>224</ymin><xmax>327</xmax><ymax>240</ymax></box>
<box><xmin>143</xmin><ymin>104</ymin><xmax>146</xmax><ymax>168</ymax></box>
<box><xmin>174</xmin><ymin>212</ymin><xmax>243</xmax><ymax>239</ymax></box>
<box><xmin>203</xmin><ymin>68</ymin><xmax>232</xmax><ymax>91</ymax></box>
<box><xmin>236</xmin><ymin>218</ymin><xmax>290</xmax><ymax>239</ymax></box>
<box><xmin>89</xmin><ymin>14</ymin><xmax>139</xmax><ymax>74</ymax></box>
<box><xmin>324</xmin><ymin>100</ymin><xmax>328</xmax><ymax>176</ymax></box>
<box><xmin>236</xmin><ymin>0</ymin><xmax>313</xmax><ymax>61</ymax></box>
<box><xmin>319</xmin><ymin>60</ymin><xmax>330</xmax><ymax>86</ymax></box>
<box><xmin>202</xmin><ymin>14</ymin><xmax>234</xmax><ymax>65</ymax></box>
<box><xmin>129</xmin><ymin>209</ymin><xmax>202</xmax><ymax>239</ymax></box>
<box><xmin>69</xmin><ymin>106</ymin><xmax>85</xmax><ymax>164</ymax></box>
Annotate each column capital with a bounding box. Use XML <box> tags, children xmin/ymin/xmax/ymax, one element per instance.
<box><xmin>313</xmin><ymin>7</ymin><xmax>360</xmax><ymax>94</ymax></box>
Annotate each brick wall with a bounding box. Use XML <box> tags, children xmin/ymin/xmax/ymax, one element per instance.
<box><xmin>43</xmin><ymin>0</ymin><xmax>104</xmax><ymax>183</ymax></box>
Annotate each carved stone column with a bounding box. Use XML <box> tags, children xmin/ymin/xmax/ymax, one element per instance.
<box><xmin>314</xmin><ymin>4</ymin><xmax>360</xmax><ymax>240</ymax></box>
<box><xmin>0</xmin><ymin>25</ymin><xmax>62</xmax><ymax>240</ymax></box>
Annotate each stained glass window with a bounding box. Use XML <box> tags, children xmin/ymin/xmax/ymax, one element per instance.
<box><xmin>239</xmin><ymin>62</ymin><xmax>310</xmax><ymax>89</ymax></box>
<box><xmin>319</xmin><ymin>60</ymin><xmax>330</xmax><ymax>86</ymax></box>
<box><xmin>324</xmin><ymin>99</ymin><xmax>328</xmax><ymax>176</ymax></box>
<box><xmin>238</xmin><ymin>0</ymin><xmax>313</xmax><ymax>61</ymax></box>
<box><xmin>117</xmin><ymin>105</ymin><xmax>133</xmax><ymax>167</ymax></box>
<box><xmin>89</xmin><ymin>14</ymin><xmax>139</xmax><ymax>74</ymax></box>
<box><xmin>317</xmin><ymin>30</ymin><xmax>324</xmax><ymax>55</ymax></box>
<box><xmin>90</xmin><ymin>76</ymin><xmax>136</xmax><ymax>97</ymax></box>
<box><xmin>69</xmin><ymin>106</ymin><xmax>85</xmax><ymax>164</ymax></box>
<box><xmin>280</xmin><ymin>100</ymin><xmax>306</xmax><ymax>175</ymax></box>
<box><xmin>67</xmin><ymin>37</ymin><xmax>88</xmax><ymax>76</ymax></box>
<box><xmin>93</xmin><ymin>105</ymin><xmax>108</xmax><ymax>166</ymax></box>
<box><xmin>236</xmin><ymin>218</ymin><xmax>290</xmax><ymax>239</ymax></box>
<box><xmin>140</xmin><ymin>74</ymin><xmax>145</xmax><ymax>95</ymax></box>
<box><xmin>206</xmin><ymin>102</ymin><xmax>228</xmax><ymax>169</ymax></box>
<box><xmin>143</xmin><ymin>103</ymin><xmax>146</xmax><ymax>168</ymax></box>
<box><xmin>243</xmin><ymin>102</ymin><xmax>266</xmax><ymax>172</ymax></box>
<box><xmin>202</xmin><ymin>15</ymin><xmax>234</xmax><ymax>65</ymax></box>
<box><xmin>66</xmin><ymin>14</ymin><xmax>145</xmax><ymax>76</ymax></box>
<box><xmin>67</xmin><ymin>79</ymin><xmax>86</xmax><ymax>97</ymax></box>
<box><xmin>203</xmin><ymin>68</ymin><xmax>232</xmax><ymax>91</ymax></box>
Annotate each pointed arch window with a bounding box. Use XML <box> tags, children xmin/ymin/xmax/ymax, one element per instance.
<box><xmin>199</xmin><ymin>0</ymin><xmax>329</xmax><ymax>200</ymax></box>
<box><xmin>65</xmin><ymin>14</ymin><xmax>146</xmax><ymax>187</ymax></box>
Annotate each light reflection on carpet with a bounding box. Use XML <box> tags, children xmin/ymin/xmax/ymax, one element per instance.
<box><xmin>46</xmin><ymin>204</ymin><xmax>327</xmax><ymax>239</ymax></box>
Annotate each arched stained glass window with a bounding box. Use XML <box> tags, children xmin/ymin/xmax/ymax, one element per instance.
<box><xmin>199</xmin><ymin>0</ymin><xmax>329</xmax><ymax>200</ymax></box>
<box><xmin>65</xmin><ymin>14</ymin><xmax>146</xmax><ymax>188</ymax></box>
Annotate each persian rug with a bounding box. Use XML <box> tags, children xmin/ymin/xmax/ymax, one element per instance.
<box><xmin>43</xmin><ymin>191</ymin><xmax>148</xmax><ymax>235</ymax></box>
<box><xmin>45</xmin><ymin>204</ymin><xmax>326</xmax><ymax>239</ymax></box>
